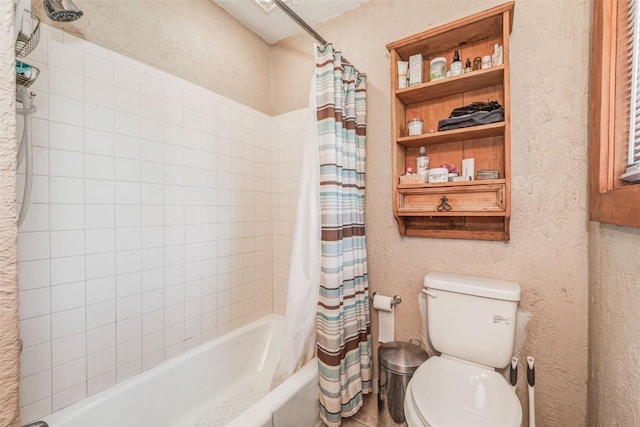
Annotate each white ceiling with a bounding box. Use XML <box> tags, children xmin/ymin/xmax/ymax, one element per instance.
<box><xmin>212</xmin><ymin>0</ymin><xmax>369</xmax><ymax>45</ymax></box>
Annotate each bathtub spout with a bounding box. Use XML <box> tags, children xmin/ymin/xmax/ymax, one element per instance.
<box><xmin>22</xmin><ymin>422</ymin><xmax>48</xmax><ymax>427</ymax></box>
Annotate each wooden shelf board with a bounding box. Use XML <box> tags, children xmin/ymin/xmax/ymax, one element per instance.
<box><xmin>404</xmin><ymin>228</ymin><xmax>507</xmax><ymax>241</ymax></box>
<box><xmin>397</xmin><ymin>122</ymin><xmax>504</xmax><ymax>148</ymax></box>
<box><xmin>397</xmin><ymin>210</ymin><xmax>506</xmax><ymax>217</ymax></box>
<box><xmin>397</xmin><ymin>178</ymin><xmax>505</xmax><ymax>190</ymax></box>
<box><xmin>397</xmin><ymin>66</ymin><xmax>504</xmax><ymax>104</ymax></box>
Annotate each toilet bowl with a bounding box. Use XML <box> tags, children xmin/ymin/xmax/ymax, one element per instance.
<box><xmin>406</xmin><ymin>272</ymin><xmax>523</xmax><ymax>427</ymax></box>
<box><xmin>404</xmin><ymin>356</ymin><xmax>521</xmax><ymax>427</ymax></box>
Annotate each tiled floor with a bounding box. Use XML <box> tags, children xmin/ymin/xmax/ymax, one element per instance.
<box><xmin>342</xmin><ymin>393</ymin><xmax>378</xmax><ymax>427</ymax></box>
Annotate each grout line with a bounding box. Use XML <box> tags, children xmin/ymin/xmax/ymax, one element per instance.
<box><xmin>47</xmin><ymin>67</ymin><xmax>54</xmax><ymax>410</ymax></box>
<box><xmin>81</xmin><ymin>59</ymin><xmax>89</xmax><ymax>398</ymax></box>
<box><xmin>111</xmin><ymin>59</ymin><xmax>118</xmax><ymax>382</ymax></box>
<box><xmin>138</xmin><ymin>85</ymin><xmax>144</xmax><ymax>372</ymax></box>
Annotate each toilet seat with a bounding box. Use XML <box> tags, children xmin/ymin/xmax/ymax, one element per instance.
<box><xmin>406</xmin><ymin>356</ymin><xmax>522</xmax><ymax>427</ymax></box>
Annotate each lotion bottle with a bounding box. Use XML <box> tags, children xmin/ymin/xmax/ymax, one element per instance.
<box><xmin>492</xmin><ymin>43</ymin><xmax>503</xmax><ymax>66</ymax></box>
<box><xmin>450</xmin><ymin>50</ymin><xmax>463</xmax><ymax>76</ymax></box>
<box><xmin>417</xmin><ymin>146</ymin><xmax>429</xmax><ymax>176</ymax></box>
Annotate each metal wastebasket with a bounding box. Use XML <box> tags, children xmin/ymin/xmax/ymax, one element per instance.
<box><xmin>378</xmin><ymin>341</ymin><xmax>428</xmax><ymax>426</ymax></box>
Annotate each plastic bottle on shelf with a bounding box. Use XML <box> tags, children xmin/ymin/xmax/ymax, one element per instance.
<box><xmin>450</xmin><ymin>50</ymin><xmax>463</xmax><ymax>76</ymax></box>
<box><xmin>416</xmin><ymin>146</ymin><xmax>429</xmax><ymax>176</ymax></box>
<box><xmin>492</xmin><ymin>44</ymin><xmax>503</xmax><ymax>66</ymax></box>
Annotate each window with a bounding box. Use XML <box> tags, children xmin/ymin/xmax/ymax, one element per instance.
<box><xmin>624</xmin><ymin>0</ymin><xmax>640</xmax><ymax>182</ymax></box>
<box><xmin>590</xmin><ymin>0</ymin><xmax>640</xmax><ymax>227</ymax></box>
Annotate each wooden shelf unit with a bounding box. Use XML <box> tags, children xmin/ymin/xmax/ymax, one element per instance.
<box><xmin>387</xmin><ymin>2</ymin><xmax>514</xmax><ymax>241</ymax></box>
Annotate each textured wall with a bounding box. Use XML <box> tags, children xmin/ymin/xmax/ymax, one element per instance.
<box><xmin>588</xmin><ymin>223</ymin><xmax>640</xmax><ymax>426</ymax></box>
<box><xmin>0</xmin><ymin>0</ymin><xmax>20</xmax><ymax>425</ymax></box>
<box><xmin>31</xmin><ymin>0</ymin><xmax>272</xmax><ymax>115</ymax></box>
<box><xmin>272</xmin><ymin>1</ymin><xmax>591</xmax><ymax>425</ymax></box>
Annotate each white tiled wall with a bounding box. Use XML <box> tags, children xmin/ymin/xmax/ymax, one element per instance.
<box><xmin>17</xmin><ymin>25</ymin><xmax>273</xmax><ymax>422</ymax></box>
<box><xmin>271</xmin><ymin>110</ymin><xmax>305</xmax><ymax>315</ymax></box>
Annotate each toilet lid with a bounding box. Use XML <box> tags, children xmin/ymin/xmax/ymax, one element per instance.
<box><xmin>410</xmin><ymin>356</ymin><xmax>522</xmax><ymax>427</ymax></box>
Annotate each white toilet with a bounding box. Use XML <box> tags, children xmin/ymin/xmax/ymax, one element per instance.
<box><xmin>404</xmin><ymin>272</ymin><xmax>523</xmax><ymax>427</ymax></box>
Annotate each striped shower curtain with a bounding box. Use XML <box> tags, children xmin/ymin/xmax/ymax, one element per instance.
<box><xmin>314</xmin><ymin>44</ymin><xmax>372</xmax><ymax>427</ymax></box>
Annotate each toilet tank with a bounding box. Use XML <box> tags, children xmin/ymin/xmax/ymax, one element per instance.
<box><xmin>423</xmin><ymin>272</ymin><xmax>520</xmax><ymax>369</ymax></box>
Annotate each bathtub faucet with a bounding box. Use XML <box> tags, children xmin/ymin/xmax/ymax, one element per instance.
<box><xmin>22</xmin><ymin>422</ymin><xmax>48</xmax><ymax>427</ymax></box>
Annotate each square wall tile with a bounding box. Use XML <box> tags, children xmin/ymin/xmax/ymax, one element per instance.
<box><xmin>20</xmin><ymin>342</ymin><xmax>52</xmax><ymax>378</ymax></box>
<box><xmin>49</xmin><ymin>39</ymin><xmax>83</xmax><ymax>73</ymax></box>
<box><xmin>49</xmin><ymin>122</ymin><xmax>83</xmax><ymax>152</ymax></box>
<box><xmin>20</xmin><ymin>315</ymin><xmax>51</xmax><ymax>348</ymax></box>
<box><xmin>19</xmin><ymin>288</ymin><xmax>50</xmax><ymax>320</ymax></box>
<box><xmin>85</xmin><ymin>104</ymin><xmax>114</xmax><ymax>132</ymax></box>
<box><xmin>88</xmin><ymin>370</ymin><xmax>116</xmax><ymax>396</ymax></box>
<box><xmin>51</xmin><ymin>281</ymin><xmax>85</xmax><ymax>313</ymax></box>
<box><xmin>86</xmin><ymin>253</ymin><xmax>115</xmax><ymax>280</ymax></box>
<box><xmin>53</xmin><ymin>357</ymin><xmax>86</xmax><ymax>393</ymax></box>
<box><xmin>50</xmin><ymin>176</ymin><xmax>84</xmax><ymax>204</ymax></box>
<box><xmin>50</xmin><ymin>94</ymin><xmax>83</xmax><ymax>127</ymax></box>
<box><xmin>84</xmin><ymin>53</ymin><xmax>113</xmax><ymax>84</ymax></box>
<box><xmin>52</xmin><ymin>332</ymin><xmax>86</xmax><ymax>367</ymax></box>
<box><xmin>52</xmin><ymin>383</ymin><xmax>86</xmax><ymax>412</ymax></box>
<box><xmin>85</xmin><ymin>205</ymin><xmax>115</xmax><ymax>230</ymax></box>
<box><xmin>87</xmin><ymin>347</ymin><xmax>116</xmax><ymax>379</ymax></box>
<box><xmin>87</xmin><ymin>324</ymin><xmax>115</xmax><ymax>355</ymax></box>
<box><xmin>18</xmin><ymin>259</ymin><xmax>50</xmax><ymax>291</ymax></box>
<box><xmin>20</xmin><ymin>369</ymin><xmax>52</xmax><ymax>406</ymax></box>
<box><xmin>85</xmin><ymin>179</ymin><xmax>115</xmax><ymax>205</ymax></box>
<box><xmin>85</xmin><ymin>155</ymin><xmax>114</xmax><ymax>180</ymax></box>
<box><xmin>86</xmin><ymin>277</ymin><xmax>116</xmax><ymax>305</ymax></box>
<box><xmin>50</xmin><ymin>204</ymin><xmax>84</xmax><ymax>231</ymax></box>
<box><xmin>85</xmin><ymin>129</ymin><xmax>114</xmax><ymax>156</ymax></box>
<box><xmin>50</xmin><ymin>230</ymin><xmax>84</xmax><ymax>258</ymax></box>
<box><xmin>87</xmin><ymin>300</ymin><xmax>115</xmax><ymax>330</ymax></box>
<box><xmin>86</xmin><ymin>228</ymin><xmax>115</xmax><ymax>254</ymax></box>
<box><xmin>85</xmin><ymin>77</ymin><xmax>114</xmax><ymax>108</ymax></box>
<box><xmin>52</xmin><ymin>307</ymin><xmax>85</xmax><ymax>340</ymax></box>
<box><xmin>18</xmin><ymin>232</ymin><xmax>50</xmax><ymax>262</ymax></box>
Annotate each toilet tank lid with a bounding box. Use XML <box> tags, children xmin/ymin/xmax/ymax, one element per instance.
<box><xmin>423</xmin><ymin>272</ymin><xmax>521</xmax><ymax>301</ymax></box>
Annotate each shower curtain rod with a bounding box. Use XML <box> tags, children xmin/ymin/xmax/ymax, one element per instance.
<box><xmin>272</xmin><ymin>0</ymin><xmax>352</xmax><ymax>65</ymax></box>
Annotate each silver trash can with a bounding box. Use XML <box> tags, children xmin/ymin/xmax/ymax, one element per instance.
<box><xmin>378</xmin><ymin>341</ymin><xmax>428</xmax><ymax>427</ymax></box>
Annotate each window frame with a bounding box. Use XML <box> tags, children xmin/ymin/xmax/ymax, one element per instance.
<box><xmin>590</xmin><ymin>0</ymin><xmax>640</xmax><ymax>228</ymax></box>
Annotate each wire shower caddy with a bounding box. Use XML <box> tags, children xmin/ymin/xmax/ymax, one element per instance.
<box><xmin>15</xmin><ymin>10</ymin><xmax>40</xmax><ymax>58</ymax></box>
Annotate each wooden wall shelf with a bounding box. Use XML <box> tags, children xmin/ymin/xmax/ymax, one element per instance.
<box><xmin>387</xmin><ymin>2</ymin><xmax>514</xmax><ymax>241</ymax></box>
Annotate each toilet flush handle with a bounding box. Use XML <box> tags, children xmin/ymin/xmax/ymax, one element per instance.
<box><xmin>421</xmin><ymin>289</ymin><xmax>438</xmax><ymax>298</ymax></box>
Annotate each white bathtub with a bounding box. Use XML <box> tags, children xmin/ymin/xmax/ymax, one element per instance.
<box><xmin>41</xmin><ymin>314</ymin><xmax>321</xmax><ymax>427</ymax></box>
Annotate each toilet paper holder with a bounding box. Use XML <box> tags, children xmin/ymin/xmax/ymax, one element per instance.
<box><xmin>371</xmin><ymin>292</ymin><xmax>402</xmax><ymax>306</ymax></box>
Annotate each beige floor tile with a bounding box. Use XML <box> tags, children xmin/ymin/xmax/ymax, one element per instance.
<box><xmin>349</xmin><ymin>393</ymin><xmax>378</xmax><ymax>427</ymax></box>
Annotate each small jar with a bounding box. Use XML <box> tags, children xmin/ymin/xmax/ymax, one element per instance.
<box><xmin>428</xmin><ymin>168</ymin><xmax>449</xmax><ymax>183</ymax></box>
<box><xmin>408</xmin><ymin>118</ymin><xmax>424</xmax><ymax>136</ymax></box>
<box><xmin>482</xmin><ymin>55</ymin><xmax>492</xmax><ymax>69</ymax></box>
<box><xmin>429</xmin><ymin>57</ymin><xmax>447</xmax><ymax>81</ymax></box>
<box><xmin>473</xmin><ymin>56</ymin><xmax>482</xmax><ymax>71</ymax></box>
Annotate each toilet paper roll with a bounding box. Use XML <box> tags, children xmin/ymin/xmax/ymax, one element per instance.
<box><xmin>373</xmin><ymin>294</ymin><xmax>395</xmax><ymax>343</ymax></box>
